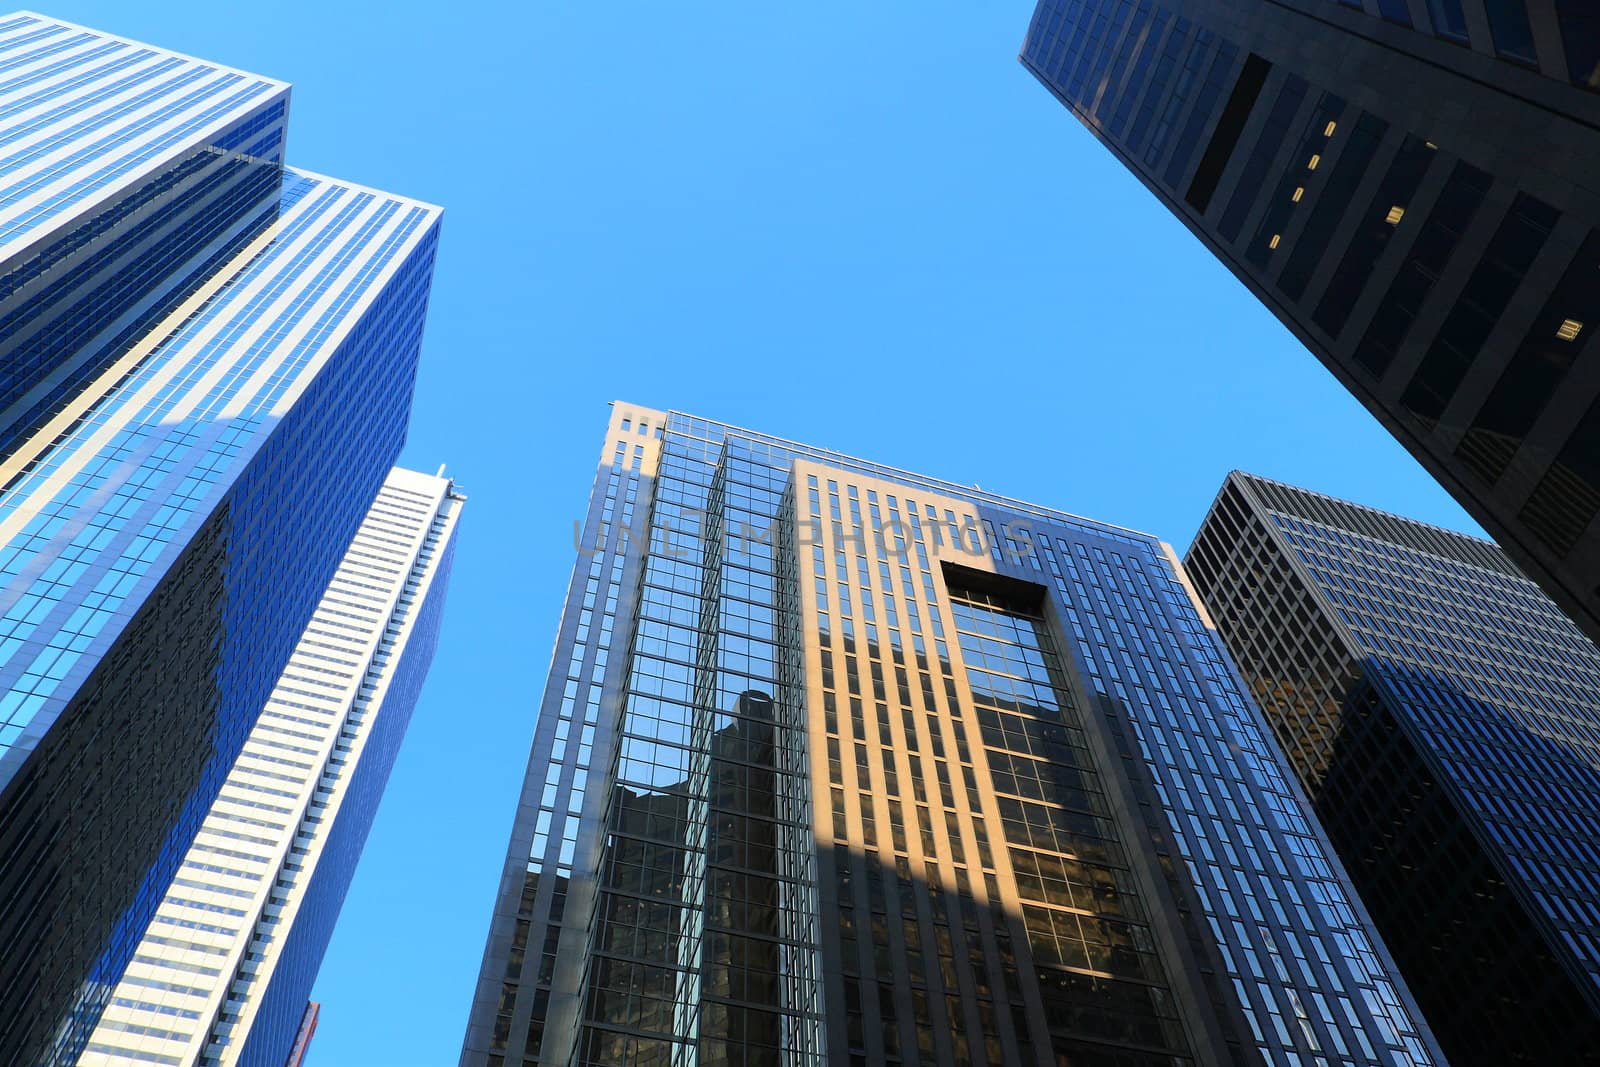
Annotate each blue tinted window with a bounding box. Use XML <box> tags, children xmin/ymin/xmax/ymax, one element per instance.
<box><xmin>1126</xmin><ymin>17</ymin><xmax>1191</xmax><ymax>155</ymax></box>
<box><xmin>1164</xmin><ymin>42</ymin><xmax>1240</xmax><ymax>190</ymax></box>
<box><xmin>1485</xmin><ymin>0</ymin><xmax>1537</xmax><ymax>62</ymax></box>
<box><xmin>1377</xmin><ymin>0</ymin><xmax>1412</xmax><ymax>26</ymax></box>
<box><xmin>1107</xmin><ymin>8</ymin><xmax>1167</xmax><ymax>139</ymax></box>
<box><xmin>1427</xmin><ymin>0</ymin><xmax>1470</xmax><ymax>40</ymax></box>
<box><xmin>1555</xmin><ymin>3</ymin><xmax>1600</xmax><ymax>89</ymax></box>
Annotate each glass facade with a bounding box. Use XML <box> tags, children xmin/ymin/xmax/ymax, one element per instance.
<box><xmin>0</xmin><ymin>15</ymin><xmax>445</xmax><ymax>1067</ymax></box>
<box><xmin>0</xmin><ymin>11</ymin><xmax>290</xmax><ymax>461</ymax></box>
<box><xmin>1187</xmin><ymin>472</ymin><xmax>1600</xmax><ymax>1066</ymax></box>
<box><xmin>0</xmin><ymin>12</ymin><xmax>287</xmax><ymax>264</ymax></box>
<box><xmin>1021</xmin><ymin>0</ymin><xmax>1600</xmax><ymax>652</ymax></box>
<box><xmin>947</xmin><ymin>579</ymin><xmax>1192</xmax><ymax>1063</ymax></box>
<box><xmin>1323</xmin><ymin>0</ymin><xmax>1600</xmax><ymax>89</ymax></box>
<box><xmin>78</xmin><ymin>468</ymin><xmax>464</xmax><ymax>1067</ymax></box>
<box><xmin>462</xmin><ymin>404</ymin><xmax>1442</xmax><ymax>1067</ymax></box>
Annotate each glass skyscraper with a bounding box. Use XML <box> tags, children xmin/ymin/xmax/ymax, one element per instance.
<box><xmin>462</xmin><ymin>403</ymin><xmax>1443</xmax><ymax>1067</ymax></box>
<box><xmin>0</xmin><ymin>14</ymin><xmax>443</xmax><ymax>1066</ymax></box>
<box><xmin>1186</xmin><ymin>472</ymin><xmax>1600</xmax><ymax>1067</ymax></box>
<box><xmin>1020</xmin><ymin>0</ymin><xmax>1600</xmax><ymax>649</ymax></box>
<box><xmin>77</xmin><ymin>466</ymin><xmax>463</xmax><ymax>1067</ymax></box>
<box><xmin>281</xmin><ymin>1004</ymin><xmax>318</xmax><ymax>1067</ymax></box>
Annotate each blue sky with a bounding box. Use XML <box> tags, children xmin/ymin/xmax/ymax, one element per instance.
<box><xmin>44</xmin><ymin>1</ymin><xmax>1480</xmax><ymax>1063</ymax></box>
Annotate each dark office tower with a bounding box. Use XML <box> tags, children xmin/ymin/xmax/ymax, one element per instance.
<box><xmin>462</xmin><ymin>402</ymin><xmax>1444</xmax><ymax>1067</ymax></box>
<box><xmin>0</xmin><ymin>14</ymin><xmax>442</xmax><ymax>1067</ymax></box>
<box><xmin>1186</xmin><ymin>471</ymin><xmax>1600</xmax><ymax>1067</ymax></box>
<box><xmin>1021</xmin><ymin>1</ymin><xmax>1600</xmax><ymax>647</ymax></box>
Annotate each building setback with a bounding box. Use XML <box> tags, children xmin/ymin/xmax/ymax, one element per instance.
<box><xmin>461</xmin><ymin>402</ymin><xmax>1443</xmax><ymax>1067</ymax></box>
<box><xmin>1020</xmin><ymin>0</ymin><xmax>1600</xmax><ymax>647</ymax></box>
<box><xmin>1186</xmin><ymin>471</ymin><xmax>1600</xmax><ymax>1067</ymax></box>
<box><xmin>77</xmin><ymin>467</ymin><xmax>463</xmax><ymax>1067</ymax></box>
<box><xmin>0</xmin><ymin>13</ymin><xmax>443</xmax><ymax>1065</ymax></box>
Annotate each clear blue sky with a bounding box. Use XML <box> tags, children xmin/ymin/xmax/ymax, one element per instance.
<box><xmin>42</xmin><ymin>2</ymin><xmax>1479</xmax><ymax>1063</ymax></box>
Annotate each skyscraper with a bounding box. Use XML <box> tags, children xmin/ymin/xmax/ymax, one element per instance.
<box><xmin>0</xmin><ymin>14</ymin><xmax>442</xmax><ymax>1066</ymax></box>
<box><xmin>1185</xmin><ymin>471</ymin><xmax>1600</xmax><ymax>1066</ymax></box>
<box><xmin>1020</xmin><ymin>1</ymin><xmax>1600</xmax><ymax>647</ymax></box>
<box><xmin>76</xmin><ymin>466</ymin><xmax>463</xmax><ymax>1067</ymax></box>
<box><xmin>281</xmin><ymin>1005</ymin><xmax>319</xmax><ymax>1067</ymax></box>
<box><xmin>462</xmin><ymin>403</ymin><xmax>1443</xmax><ymax>1067</ymax></box>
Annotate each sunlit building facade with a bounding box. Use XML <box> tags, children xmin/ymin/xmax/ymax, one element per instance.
<box><xmin>1020</xmin><ymin>0</ymin><xmax>1600</xmax><ymax>648</ymax></box>
<box><xmin>0</xmin><ymin>13</ymin><xmax>442</xmax><ymax>1065</ymax></box>
<box><xmin>76</xmin><ymin>467</ymin><xmax>463</xmax><ymax>1067</ymax></box>
<box><xmin>1187</xmin><ymin>471</ymin><xmax>1600</xmax><ymax>1067</ymax></box>
<box><xmin>462</xmin><ymin>403</ymin><xmax>1443</xmax><ymax>1067</ymax></box>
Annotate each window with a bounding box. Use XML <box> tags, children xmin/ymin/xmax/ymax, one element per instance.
<box><xmin>1521</xmin><ymin>395</ymin><xmax>1600</xmax><ymax>555</ymax></box>
<box><xmin>1278</xmin><ymin>112</ymin><xmax>1390</xmax><ymax>301</ymax></box>
<box><xmin>1376</xmin><ymin>0</ymin><xmax>1412</xmax><ymax>26</ymax></box>
<box><xmin>1312</xmin><ymin>136</ymin><xmax>1435</xmax><ymax>337</ymax></box>
<box><xmin>1484</xmin><ymin>0</ymin><xmax>1537</xmax><ymax>63</ymax></box>
<box><xmin>1185</xmin><ymin>53</ymin><xmax>1272</xmax><ymax>213</ymax></box>
<box><xmin>1457</xmin><ymin>231</ymin><xmax>1600</xmax><ymax>484</ymax></box>
<box><xmin>1556</xmin><ymin>3</ymin><xmax>1600</xmax><ymax>90</ymax></box>
<box><xmin>1246</xmin><ymin>92</ymin><xmax>1345</xmax><ymax>268</ymax></box>
<box><xmin>1426</xmin><ymin>0</ymin><xmax>1470</xmax><ymax>41</ymax></box>
<box><xmin>1400</xmin><ymin>192</ymin><xmax>1559</xmax><ymax>426</ymax></box>
<box><xmin>1353</xmin><ymin>161</ymin><xmax>1491</xmax><ymax>378</ymax></box>
<box><xmin>1217</xmin><ymin>74</ymin><xmax>1307</xmax><ymax>242</ymax></box>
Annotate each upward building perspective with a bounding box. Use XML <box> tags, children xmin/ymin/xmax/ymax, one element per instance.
<box><xmin>0</xmin><ymin>12</ymin><xmax>443</xmax><ymax>1067</ymax></box>
<box><xmin>1186</xmin><ymin>472</ymin><xmax>1600</xmax><ymax>1067</ymax></box>
<box><xmin>77</xmin><ymin>466</ymin><xmax>463</xmax><ymax>1067</ymax></box>
<box><xmin>1020</xmin><ymin>1</ymin><xmax>1600</xmax><ymax>647</ymax></box>
<box><xmin>462</xmin><ymin>402</ymin><xmax>1443</xmax><ymax>1067</ymax></box>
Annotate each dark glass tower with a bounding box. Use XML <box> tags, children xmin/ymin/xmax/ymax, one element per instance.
<box><xmin>1020</xmin><ymin>0</ymin><xmax>1600</xmax><ymax>647</ymax></box>
<box><xmin>462</xmin><ymin>402</ymin><xmax>1443</xmax><ymax>1067</ymax></box>
<box><xmin>1186</xmin><ymin>471</ymin><xmax>1600</xmax><ymax>1067</ymax></box>
<box><xmin>0</xmin><ymin>14</ymin><xmax>442</xmax><ymax>1066</ymax></box>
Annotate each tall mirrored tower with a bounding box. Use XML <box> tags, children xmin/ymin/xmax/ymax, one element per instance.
<box><xmin>0</xmin><ymin>14</ymin><xmax>443</xmax><ymax>1065</ymax></box>
<box><xmin>462</xmin><ymin>402</ymin><xmax>1444</xmax><ymax>1067</ymax></box>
